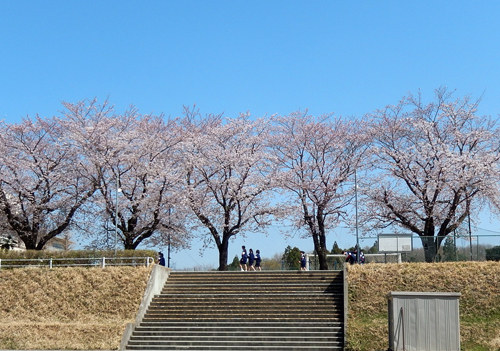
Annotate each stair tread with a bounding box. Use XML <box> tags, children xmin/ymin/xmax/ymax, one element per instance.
<box><xmin>138</xmin><ymin>321</ymin><xmax>341</xmax><ymax>328</ymax></box>
<box><xmin>125</xmin><ymin>270</ymin><xmax>345</xmax><ymax>351</ymax></box>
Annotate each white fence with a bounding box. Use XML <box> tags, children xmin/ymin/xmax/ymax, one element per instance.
<box><xmin>305</xmin><ymin>253</ymin><xmax>402</xmax><ymax>270</ymax></box>
<box><xmin>0</xmin><ymin>256</ymin><xmax>155</xmax><ymax>270</ymax></box>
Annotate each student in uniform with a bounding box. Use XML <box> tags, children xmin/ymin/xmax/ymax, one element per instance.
<box><xmin>158</xmin><ymin>252</ymin><xmax>166</xmax><ymax>266</ymax></box>
<box><xmin>255</xmin><ymin>249</ymin><xmax>262</xmax><ymax>271</ymax></box>
<box><xmin>359</xmin><ymin>249</ymin><xmax>365</xmax><ymax>264</ymax></box>
<box><xmin>248</xmin><ymin>248</ymin><xmax>256</xmax><ymax>271</ymax></box>
<box><xmin>343</xmin><ymin>251</ymin><xmax>356</xmax><ymax>265</ymax></box>
<box><xmin>299</xmin><ymin>251</ymin><xmax>307</xmax><ymax>271</ymax></box>
<box><xmin>239</xmin><ymin>245</ymin><xmax>248</xmax><ymax>271</ymax></box>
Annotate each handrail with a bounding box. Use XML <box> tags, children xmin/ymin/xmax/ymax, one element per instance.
<box><xmin>0</xmin><ymin>256</ymin><xmax>154</xmax><ymax>270</ymax></box>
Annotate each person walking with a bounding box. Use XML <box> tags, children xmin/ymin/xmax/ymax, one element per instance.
<box><xmin>248</xmin><ymin>248</ymin><xmax>256</xmax><ymax>271</ymax></box>
<box><xmin>255</xmin><ymin>249</ymin><xmax>262</xmax><ymax>271</ymax></box>
<box><xmin>343</xmin><ymin>250</ymin><xmax>356</xmax><ymax>265</ymax></box>
<box><xmin>299</xmin><ymin>251</ymin><xmax>307</xmax><ymax>271</ymax></box>
<box><xmin>158</xmin><ymin>252</ymin><xmax>166</xmax><ymax>266</ymax></box>
<box><xmin>239</xmin><ymin>245</ymin><xmax>248</xmax><ymax>271</ymax></box>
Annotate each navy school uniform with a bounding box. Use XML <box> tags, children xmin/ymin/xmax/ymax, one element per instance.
<box><xmin>255</xmin><ymin>253</ymin><xmax>261</xmax><ymax>267</ymax></box>
<box><xmin>240</xmin><ymin>249</ymin><xmax>248</xmax><ymax>264</ymax></box>
<box><xmin>248</xmin><ymin>251</ymin><xmax>255</xmax><ymax>266</ymax></box>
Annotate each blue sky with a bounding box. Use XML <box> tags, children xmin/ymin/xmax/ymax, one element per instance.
<box><xmin>1</xmin><ymin>1</ymin><xmax>500</xmax><ymax>268</ymax></box>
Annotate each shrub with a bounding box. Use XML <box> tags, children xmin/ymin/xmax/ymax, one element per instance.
<box><xmin>485</xmin><ymin>246</ymin><xmax>500</xmax><ymax>261</ymax></box>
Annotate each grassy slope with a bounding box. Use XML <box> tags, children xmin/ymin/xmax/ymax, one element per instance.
<box><xmin>347</xmin><ymin>262</ymin><xmax>500</xmax><ymax>351</ymax></box>
<box><xmin>1</xmin><ymin>262</ymin><xmax>500</xmax><ymax>350</ymax></box>
<box><xmin>0</xmin><ymin>266</ymin><xmax>151</xmax><ymax>350</ymax></box>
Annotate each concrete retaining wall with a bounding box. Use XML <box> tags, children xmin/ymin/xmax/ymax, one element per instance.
<box><xmin>119</xmin><ymin>264</ymin><xmax>171</xmax><ymax>350</ymax></box>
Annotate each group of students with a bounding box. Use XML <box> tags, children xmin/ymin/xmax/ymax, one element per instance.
<box><xmin>343</xmin><ymin>249</ymin><xmax>365</xmax><ymax>264</ymax></box>
<box><xmin>239</xmin><ymin>245</ymin><xmax>262</xmax><ymax>271</ymax></box>
<box><xmin>158</xmin><ymin>247</ymin><xmax>364</xmax><ymax>270</ymax></box>
<box><xmin>299</xmin><ymin>250</ymin><xmax>364</xmax><ymax>269</ymax></box>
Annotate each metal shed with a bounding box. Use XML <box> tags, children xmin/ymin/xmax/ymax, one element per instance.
<box><xmin>387</xmin><ymin>291</ymin><xmax>461</xmax><ymax>351</ymax></box>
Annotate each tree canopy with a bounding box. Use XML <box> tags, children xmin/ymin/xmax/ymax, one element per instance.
<box><xmin>362</xmin><ymin>88</ymin><xmax>500</xmax><ymax>262</ymax></box>
<box><xmin>1</xmin><ymin>88</ymin><xmax>498</xmax><ymax>267</ymax></box>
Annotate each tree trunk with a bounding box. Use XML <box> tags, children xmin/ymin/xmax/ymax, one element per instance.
<box><xmin>312</xmin><ymin>232</ymin><xmax>329</xmax><ymax>270</ymax></box>
<box><xmin>19</xmin><ymin>233</ymin><xmax>38</xmax><ymax>250</ymax></box>
<box><xmin>316</xmin><ymin>209</ymin><xmax>329</xmax><ymax>270</ymax></box>
<box><xmin>316</xmin><ymin>246</ymin><xmax>329</xmax><ymax>270</ymax></box>
<box><xmin>217</xmin><ymin>235</ymin><xmax>229</xmax><ymax>271</ymax></box>
<box><xmin>304</xmin><ymin>206</ymin><xmax>329</xmax><ymax>270</ymax></box>
<box><xmin>420</xmin><ymin>235</ymin><xmax>438</xmax><ymax>262</ymax></box>
<box><xmin>124</xmin><ymin>240</ymin><xmax>138</xmax><ymax>250</ymax></box>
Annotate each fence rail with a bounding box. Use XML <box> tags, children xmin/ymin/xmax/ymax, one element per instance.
<box><xmin>0</xmin><ymin>256</ymin><xmax>155</xmax><ymax>270</ymax></box>
<box><xmin>305</xmin><ymin>253</ymin><xmax>402</xmax><ymax>270</ymax></box>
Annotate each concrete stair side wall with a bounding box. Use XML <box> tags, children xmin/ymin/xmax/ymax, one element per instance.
<box><xmin>119</xmin><ymin>265</ymin><xmax>171</xmax><ymax>351</ymax></box>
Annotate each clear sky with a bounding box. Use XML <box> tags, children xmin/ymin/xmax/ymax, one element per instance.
<box><xmin>1</xmin><ymin>1</ymin><xmax>500</xmax><ymax>269</ymax></box>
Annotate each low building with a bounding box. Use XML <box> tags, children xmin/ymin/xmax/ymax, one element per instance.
<box><xmin>0</xmin><ymin>234</ymin><xmax>74</xmax><ymax>251</ymax></box>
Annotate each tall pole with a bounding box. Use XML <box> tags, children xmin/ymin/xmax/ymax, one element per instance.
<box><xmin>167</xmin><ymin>208</ymin><xmax>171</xmax><ymax>268</ymax></box>
<box><xmin>454</xmin><ymin>229</ymin><xmax>457</xmax><ymax>261</ymax></box>
<box><xmin>468</xmin><ymin>211</ymin><xmax>473</xmax><ymax>261</ymax></box>
<box><xmin>114</xmin><ymin>172</ymin><xmax>119</xmax><ymax>255</ymax></box>
<box><xmin>168</xmin><ymin>233</ymin><xmax>171</xmax><ymax>268</ymax></box>
<box><xmin>466</xmin><ymin>190</ymin><xmax>473</xmax><ymax>261</ymax></box>
<box><xmin>355</xmin><ymin>170</ymin><xmax>360</xmax><ymax>263</ymax></box>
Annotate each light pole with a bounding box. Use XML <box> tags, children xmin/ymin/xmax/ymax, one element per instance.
<box><xmin>167</xmin><ymin>207</ymin><xmax>171</xmax><ymax>268</ymax></box>
<box><xmin>355</xmin><ymin>170</ymin><xmax>360</xmax><ymax>263</ymax></box>
<box><xmin>114</xmin><ymin>172</ymin><xmax>121</xmax><ymax>255</ymax></box>
<box><xmin>468</xmin><ymin>211</ymin><xmax>473</xmax><ymax>261</ymax></box>
<box><xmin>466</xmin><ymin>191</ymin><xmax>473</xmax><ymax>261</ymax></box>
<box><xmin>167</xmin><ymin>233</ymin><xmax>171</xmax><ymax>268</ymax></box>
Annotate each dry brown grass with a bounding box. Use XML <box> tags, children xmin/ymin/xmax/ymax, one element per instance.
<box><xmin>347</xmin><ymin>262</ymin><xmax>500</xmax><ymax>351</ymax></box>
<box><xmin>2</xmin><ymin>262</ymin><xmax>500</xmax><ymax>350</ymax></box>
<box><xmin>0</xmin><ymin>266</ymin><xmax>151</xmax><ymax>350</ymax></box>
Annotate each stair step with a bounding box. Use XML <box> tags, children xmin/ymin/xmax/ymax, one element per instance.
<box><xmin>126</xmin><ymin>347</ymin><xmax>342</xmax><ymax>351</ymax></box>
<box><xmin>149</xmin><ymin>297</ymin><xmax>341</xmax><ymax>302</ymax></box>
<box><xmin>145</xmin><ymin>309</ymin><xmax>342</xmax><ymax>315</ymax></box>
<box><xmin>163</xmin><ymin>284</ymin><xmax>342</xmax><ymax>286</ymax></box>
<box><xmin>130</xmin><ymin>335</ymin><xmax>341</xmax><ymax>341</ymax></box>
<box><xmin>132</xmin><ymin>328</ymin><xmax>342</xmax><ymax>335</ymax></box>
<box><xmin>124</xmin><ymin>270</ymin><xmax>345</xmax><ymax>350</ymax></box>
<box><xmin>144</xmin><ymin>313</ymin><xmax>343</xmax><ymax>318</ymax></box>
<box><xmin>155</xmin><ymin>293</ymin><xmax>342</xmax><ymax>298</ymax></box>
<box><xmin>137</xmin><ymin>320</ymin><xmax>342</xmax><ymax>330</ymax></box>
<box><xmin>148</xmin><ymin>303</ymin><xmax>342</xmax><ymax>307</ymax></box>
<box><xmin>160</xmin><ymin>289</ymin><xmax>342</xmax><ymax>293</ymax></box>
<box><xmin>127</xmin><ymin>340</ymin><xmax>342</xmax><ymax>346</ymax></box>
<box><xmin>141</xmin><ymin>318</ymin><xmax>342</xmax><ymax>323</ymax></box>
<box><xmin>148</xmin><ymin>304</ymin><xmax>342</xmax><ymax>310</ymax></box>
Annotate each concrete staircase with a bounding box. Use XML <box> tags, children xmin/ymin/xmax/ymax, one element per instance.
<box><xmin>123</xmin><ymin>270</ymin><xmax>346</xmax><ymax>351</ymax></box>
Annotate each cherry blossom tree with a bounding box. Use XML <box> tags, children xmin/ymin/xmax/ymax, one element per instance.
<box><xmin>363</xmin><ymin>88</ymin><xmax>500</xmax><ymax>262</ymax></box>
<box><xmin>270</xmin><ymin>112</ymin><xmax>370</xmax><ymax>270</ymax></box>
<box><xmin>180</xmin><ymin>109</ymin><xmax>278</xmax><ymax>271</ymax></box>
<box><xmin>62</xmin><ymin>100</ymin><xmax>190</xmax><ymax>251</ymax></box>
<box><xmin>0</xmin><ymin>116</ymin><xmax>98</xmax><ymax>250</ymax></box>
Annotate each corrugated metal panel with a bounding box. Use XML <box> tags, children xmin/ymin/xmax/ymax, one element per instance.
<box><xmin>387</xmin><ymin>292</ymin><xmax>460</xmax><ymax>351</ymax></box>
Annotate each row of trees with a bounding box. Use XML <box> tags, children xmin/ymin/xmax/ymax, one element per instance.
<box><xmin>1</xmin><ymin>88</ymin><xmax>499</xmax><ymax>270</ymax></box>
